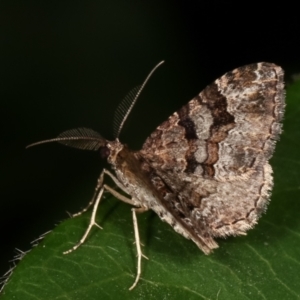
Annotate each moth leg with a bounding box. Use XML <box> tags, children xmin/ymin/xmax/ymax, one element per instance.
<box><xmin>103</xmin><ymin>184</ymin><xmax>139</xmax><ymax>206</ymax></box>
<box><xmin>129</xmin><ymin>207</ymin><xmax>149</xmax><ymax>291</ymax></box>
<box><xmin>63</xmin><ymin>186</ymin><xmax>104</xmax><ymax>254</ymax></box>
<box><xmin>64</xmin><ymin>172</ymin><xmax>138</xmax><ymax>255</ymax></box>
<box><xmin>70</xmin><ymin>171</ymin><xmax>105</xmax><ymax>217</ymax></box>
<box><xmin>69</xmin><ymin>168</ymin><xmax>135</xmax><ymax>217</ymax></box>
<box><xmin>103</xmin><ymin>169</ymin><xmax>129</xmax><ymax>192</ymax></box>
<box><xmin>103</xmin><ymin>183</ymin><xmax>148</xmax><ymax>290</ymax></box>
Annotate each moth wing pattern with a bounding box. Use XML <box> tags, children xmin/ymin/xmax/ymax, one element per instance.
<box><xmin>137</xmin><ymin>62</ymin><xmax>285</xmax><ymax>254</ymax></box>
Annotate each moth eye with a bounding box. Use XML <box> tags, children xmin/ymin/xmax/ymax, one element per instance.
<box><xmin>99</xmin><ymin>146</ymin><xmax>110</xmax><ymax>159</ymax></box>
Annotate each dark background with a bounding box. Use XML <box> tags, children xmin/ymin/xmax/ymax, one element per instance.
<box><xmin>0</xmin><ymin>1</ymin><xmax>298</xmax><ymax>278</ymax></box>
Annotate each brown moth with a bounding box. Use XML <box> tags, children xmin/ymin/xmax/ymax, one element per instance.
<box><xmin>27</xmin><ymin>61</ymin><xmax>285</xmax><ymax>289</ymax></box>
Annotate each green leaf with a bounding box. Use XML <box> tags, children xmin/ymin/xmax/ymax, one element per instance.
<box><xmin>2</xmin><ymin>80</ymin><xmax>300</xmax><ymax>300</ymax></box>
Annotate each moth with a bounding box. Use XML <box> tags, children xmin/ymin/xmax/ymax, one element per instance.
<box><xmin>27</xmin><ymin>61</ymin><xmax>285</xmax><ymax>290</ymax></box>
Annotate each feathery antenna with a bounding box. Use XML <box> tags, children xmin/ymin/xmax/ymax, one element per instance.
<box><xmin>27</xmin><ymin>62</ymin><xmax>165</xmax><ymax>150</ymax></box>
<box><xmin>113</xmin><ymin>60</ymin><xmax>164</xmax><ymax>139</ymax></box>
<box><xmin>26</xmin><ymin>128</ymin><xmax>106</xmax><ymax>151</ymax></box>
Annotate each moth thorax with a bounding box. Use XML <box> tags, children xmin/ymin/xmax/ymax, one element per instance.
<box><xmin>106</xmin><ymin>140</ymin><xmax>124</xmax><ymax>164</ymax></box>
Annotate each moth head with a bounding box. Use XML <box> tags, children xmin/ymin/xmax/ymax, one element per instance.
<box><xmin>105</xmin><ymin>139</ymin><xmax>124</xmax><ymax>165</ymax></box>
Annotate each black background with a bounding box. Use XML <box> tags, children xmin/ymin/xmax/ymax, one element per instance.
<box><xmin>1</xmin><ymin>1</ymin><xmax>299</xmax><ymax>278</ymax></box>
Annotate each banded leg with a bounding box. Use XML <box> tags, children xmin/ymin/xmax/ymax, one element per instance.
<box><xmin>63</xmin><ymin>187</ymin><xmax>104</xmax><ymax>254</ymax></box>
<box><xmin>70</xmin><ymin>171</ymin><xmax>105</xmax><ymax>217</ymax></box>
<box><xmin>129</xmin><ymin>207</ymin><xmax>149</xmax><ymax>291</ymax></box>
<box><xmin>68</xmin><ymin>168</ymin><xmax>134</xmax><ymax>217</ymax></box>
<box><xmin>63</xmin><ymin>170</ymin><xmax>138</xmax><ymax>254</ymax></box>
<box><xmin>63</xmin><ymin>168</ymin><xmax>147</xmax><ymax>290</ymax></box>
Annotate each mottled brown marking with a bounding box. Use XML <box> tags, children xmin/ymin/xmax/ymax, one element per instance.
<box><xmin>136</xmin><ymin>63</ymin><xmax>284</xmax><ymax>254</ymax></box>
<box><xmin>178</xmin><ymin>117</ymin><xmax>198</xmax><ymax>140</ymax></box>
